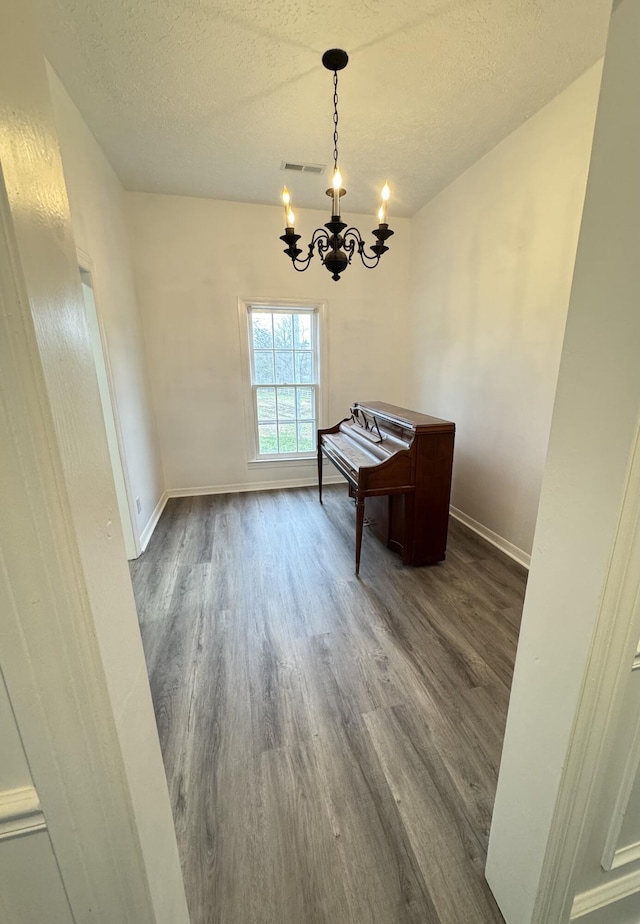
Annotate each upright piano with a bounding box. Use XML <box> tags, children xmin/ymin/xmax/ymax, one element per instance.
<box><xmin>318</xmin><ymin>402</ymin><xmax>455</xmax><ymax>574</ymax></box>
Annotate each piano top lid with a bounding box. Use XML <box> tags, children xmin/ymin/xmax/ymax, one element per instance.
<box><xmin>354</xmin><ymin>402</ymin><xmax>455</xmax><ymax>433</ymax></box>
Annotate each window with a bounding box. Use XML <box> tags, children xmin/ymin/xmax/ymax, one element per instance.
<box><xmin>242</xmin><ymin>302</ymin><xmax>323</xmax><ymax>460</ymax></box>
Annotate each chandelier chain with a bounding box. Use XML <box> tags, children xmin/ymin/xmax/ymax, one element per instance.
<box><xmin>332</xmin><ymin>70</ymin><xmax>339</xmax><ymax>173</ymax></box>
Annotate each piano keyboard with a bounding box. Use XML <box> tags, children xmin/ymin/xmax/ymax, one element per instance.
<box><xmin>323</xmin><ymin>431</ymin><xmax>387</xmax><ymax>472</ymax></box>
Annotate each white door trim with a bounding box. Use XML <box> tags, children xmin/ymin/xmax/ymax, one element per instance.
<box><xmin>0</xmin><ymin>787</ymin><xmax>46</xmax><ymax>842</ymax></box>
<box><xmin>77</xmin><ymin>248</ymin><xmax>141</xmax><ymax>558</ymax></box>
<box><xmin>0</xmin><ymin>160</ymin><xmax>156</xmax><ymax>921</ymax></box>
<box><xmin>532</xmin><ymin>423</ymin><xmax>640</xmax><ymax>922</ymax></box>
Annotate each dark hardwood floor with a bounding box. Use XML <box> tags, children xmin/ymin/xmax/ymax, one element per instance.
<box><xmin>131</xmin><ymin>485</ymin><xmax>526</xmax><ymax>924</ymax></box>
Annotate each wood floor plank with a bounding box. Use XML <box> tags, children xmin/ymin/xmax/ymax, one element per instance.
<box><xmin>132</xmin><ymin>484</ymin><xmax>527</xmax><ymax>923</ymax></box>
<box><xmin>175</xmin><ymin>496</ymin><xmax>217</xmax><ymax>565</ymax></box>
<box><xmin>397</xmin><ymin>568</ymin><xmax>518</xmax><ymax>690</ymax></box>
<box><xmin>131</xmin><ymin>559</ymin><xmax>181</xmax><ymax>675</ymax></box>
<box><xmin>296</xmin><ymin>661</ymin><xmax>441</xmax><ymax>924</ymax></box>
<box><xmin>464</xmin><ymin>555</ymin><xmax>528</xmax><ymax>610</ymax></box>
<box><xmin>140</xmin><ymin>496</ymin><xmax>191</xmax><ymax>565</ymax></box>
<box><xmin>260</xmin><ymin>743</ymin><xmax>351</xmax><ymax>924</ymax></box>
<box><xmin>147</xmin><ymin>564</ymin><xmax>211</xmax><ymax>780</ymax></box>
<box><xmin>308</xmin><ymin>581</ymin><xmax>411</xmax><ymax>714</ymax></box>
<box><xmin>444</xmin><ymin>517</ymin><xmax>498</xmax><ymax>564</ymax></box>
<box><xmin>248</xmin><ymin>597</ymin><xmax>314</xmax><ymax>754</ymax></box>
<box><xmin>397</xmin><ymin>568</ymin><xmax>516</xmax><ymax>689</ymax></box>
<box><xmin>364</xmin><ymin>704</ymin><xmax>506</xmax><ymax>924</ymax></box>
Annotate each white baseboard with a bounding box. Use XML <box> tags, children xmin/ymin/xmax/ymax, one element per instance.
<box><xmin>139</xmin><ymin>490</ymin><xmax>168</xmax><ymax>552</ymax></box>
<box><xmin>570</xmin><ymin>868</ymin><xmax>640</xmax><ymax>919</ymax></box>
<box><xmin>449</xmin><ymin>506</ymin><xmax>530</xmax><ymax>569</ymax></box>
<box><xmin>166</xmin><ymin>474</ymin><xmax>344</xmax><ymax>498</ymax></box>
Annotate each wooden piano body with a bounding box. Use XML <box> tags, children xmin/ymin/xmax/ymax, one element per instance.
<box><xmin>318</xmin><ymin>402</ymin><xmax>455</xmax><ymax>574</ymax></box>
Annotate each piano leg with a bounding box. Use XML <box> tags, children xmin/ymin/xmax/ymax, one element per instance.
<box><xmin>318</xmin><ymin>443</ymin><xmax>323</xmax><ymax>504</ymax></box>
<box><xmin>355</xmin><ymin>494</ymin><xmax>365</xmax><ymax>576</ymax></box>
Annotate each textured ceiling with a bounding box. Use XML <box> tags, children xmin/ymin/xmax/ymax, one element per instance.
<box><xmin>33</xmin><ymin>0</ymin><xmax>611</xmax><ymax>218</ymax></box>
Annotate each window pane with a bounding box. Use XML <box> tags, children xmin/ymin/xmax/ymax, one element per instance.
<box><xmin>277</xmin><ymin>387</ymin><xmax>296</xmax><ymax>419</ymax></box>
<box><xmin>249</xmin><ymin>305</ymin><xmax>320</xmax><ymax>458</ymax></box>
<box><xmin>258</xmin><ymin>424</ymin><xmax>278</xmax><ymax>454</ymax></box>
<box><xmin>297</xmin><ymin>421</ymin><xmax>314</xmax><ymax>452</ymax></box>
<box><xmin>275</xmin><ymin>351</ymin><xmax>294</xmax><ymax>384</ymax></box>
<box><xmin>296</xmin><ymin>387</ymin><xmax>314</xmax><ymax>420</ymax></box>
<box><xmin>273</xmin><ymin>313</ymin><xmax>293</xmax><ymax>349</ymax></box>
<box><xmin>278</xmin><ymin>423</ymin><xmax>297</xmax><ymax>453</ymax></box>
<box><xmin>254</xmin><ymin>352</ymin><xmax>275</xmax><ymax>384</ymax></box>
<box><xmin>294</xmin><ymin>313</ymin><xmax>312</xmax><ymax>350</ymax></box>
<box><xmin>252</xmin><ymin>313</ymin><xmax>273</xmax><ymax>349</ymax></box>
<box><xmin>295</xmin><ymin>351</ymin><xmax>313</xmax><ymax>383</ymax></box>
<box><xmin>256</xmin><ymin>387</ymin><xmax>276</xmax><ymax>422</ymax></box>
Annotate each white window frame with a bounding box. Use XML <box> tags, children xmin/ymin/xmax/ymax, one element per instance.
<box><xmin>237</xmin><ymin>297</ymin><xmax>327</xmax><ymax>465</ymax></box>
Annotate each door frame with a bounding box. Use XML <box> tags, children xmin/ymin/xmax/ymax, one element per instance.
<box><xmin>77</xmin><ymin>248</ymin><xmax>141</xmax><ymax>559</ymax></box>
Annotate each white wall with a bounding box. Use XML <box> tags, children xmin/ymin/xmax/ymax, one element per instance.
<box><xmin>486</xmin><ymin>0</ymin><xmax>640</xmax><ymax>920</ymax></box>
<box><xmin>125</xmin><ymin>193</ymin><xmax>411</xmax><ymax>492</ymax></box>
<box><xmin>46</xmin><ymin>65</ymin><xmax>164</xmax><ymax>546</ymax></box>
<box><xmin>408</xmin><ymin>63</ymin><xmax>603</xmax><ymax>560</ymax></box>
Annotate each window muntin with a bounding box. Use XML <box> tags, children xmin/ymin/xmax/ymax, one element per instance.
<box><xmin>248</xmin><ymin>307</ymin><xmax>319</xmax><ymax>458</ymax></box>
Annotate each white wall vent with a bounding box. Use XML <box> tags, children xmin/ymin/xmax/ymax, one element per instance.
<box><xmin>281</xmin><ymin>161</ymin><xmax>326</xmax><ymax>175</ymax></box>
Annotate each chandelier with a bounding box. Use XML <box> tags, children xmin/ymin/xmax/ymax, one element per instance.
<box><xmin>279</xmin><ymin>49</ymin><xmax>394</xmax><ymax>282</ymax></box>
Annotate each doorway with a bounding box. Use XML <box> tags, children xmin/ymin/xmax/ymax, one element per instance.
<box><xmin>79</xmin><ymin>264</ymin><xmax>140</xmax><ymax>559</ymax></box>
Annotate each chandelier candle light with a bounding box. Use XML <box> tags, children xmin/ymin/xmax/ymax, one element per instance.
<box><xmin>279</xmin><ymin>49</ymin><xmax>394</xmax><ymax>281</ymax></box>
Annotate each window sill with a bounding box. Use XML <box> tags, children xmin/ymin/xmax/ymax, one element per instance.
<box><xmin>248</xmin><ymin>455</ymin><xmax>318</xmax><ymax>468</ymax></box>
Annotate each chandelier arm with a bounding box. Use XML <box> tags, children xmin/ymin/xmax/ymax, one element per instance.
<box><xmin>358</xmin><ymin>252</ymin><xmax>382</xmax><ymax>269</ymax></box>
<box><xmin>342</xmin><ymin>227</ymin><xmax>382</xmax><ymax>268</ymax></box>
<box><xmin>311</xmin><ymin>227</ymin><xmax>331</xmax><ymax>257</ymax></box>
<box><xmin>316</xmin><ymin>235</ymin><xmax>331</xmax><ymax>256</ymax></box>
<box><xmin>291</xmin><ymin>260</ymin><xmax>313</xmax><ymax>273</ymax></box>
<box><xmin>281</xmin><ymin>226</ymin><xmax>331</xmax><ymax>271</ymax></box>
<box><xmin>342</xmin><ymin>235</ymin><xmax>356</xmax><ymax>265</ymax></box>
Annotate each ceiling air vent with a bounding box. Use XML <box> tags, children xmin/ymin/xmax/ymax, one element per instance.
<box><xmin>281</xmin><ymin>161</ymin><xmax>326</xmax><ymax>175</ymax></box>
